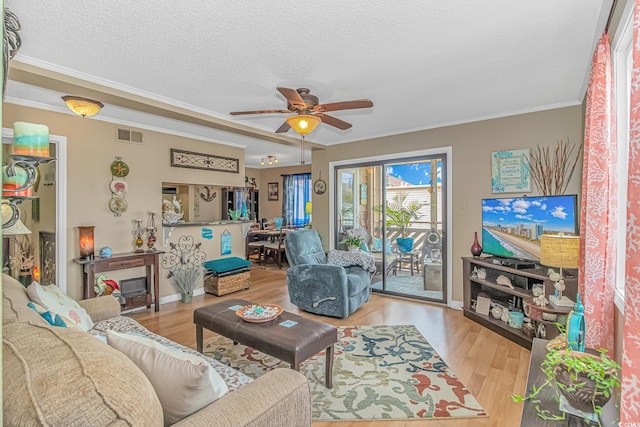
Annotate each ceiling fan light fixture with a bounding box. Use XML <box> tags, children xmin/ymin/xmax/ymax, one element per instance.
<box><xmin>62</xmin><ymin>95</ymin><xmax>104</xmax><ymax>117</ymax></box>
<box><xmin>286</xmin><ymin>114</ymin><xmax>321</xmax><ymax>135</ymax></box>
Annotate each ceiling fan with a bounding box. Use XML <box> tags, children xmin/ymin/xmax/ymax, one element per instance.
<box><xmin>230</xmin><ymin>87</ymin><xmax>373</xmax><ymax>134</ymax></box>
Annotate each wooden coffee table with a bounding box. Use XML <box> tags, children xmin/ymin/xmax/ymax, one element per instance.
<box><xmin>194</xmin><ymin>298</ymin><xmax>338</xmax><ymax>388</ymax></box>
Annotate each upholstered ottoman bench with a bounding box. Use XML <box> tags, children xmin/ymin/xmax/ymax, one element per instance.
<box><xmin>203</xmin><ymin>257</ymin><xmax>252</xmax><ymax>296</ymax></box>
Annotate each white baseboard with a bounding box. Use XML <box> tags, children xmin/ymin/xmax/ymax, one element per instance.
<box><xmin>158</xmin><ymin>287</ymin><xmax>205</xmax><ymax>305</ymax></box>
<box><xmin>448</xmin><ymin>300</ymin><xmax>463</xmax><ymax>310</ymax></box>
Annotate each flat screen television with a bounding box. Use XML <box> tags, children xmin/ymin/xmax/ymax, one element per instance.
<box><xmin>481</xmin><ymin>195</ymin><xmax>579</xmax><ymax>263</ymax></box>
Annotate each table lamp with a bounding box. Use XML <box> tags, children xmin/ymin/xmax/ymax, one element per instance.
<box><xmin>305</xmin><ymin>201</ymin><xmax>312</xmax><ymax>228</ymax></box>
<box><xmin>540</xmin><ymin>234</ymin><xmax>580</xmax><ymax>308</ymax></box>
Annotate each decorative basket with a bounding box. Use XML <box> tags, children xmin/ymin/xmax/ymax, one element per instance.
<box><xmin>204</xmin><ymin>270</ymin><xmax>250</xmax><ymax>296</ymax></box>
<box><xmin>553</xmin><ymin>353</ymin><xmax>615</xmax><ymax>413</ymax></box>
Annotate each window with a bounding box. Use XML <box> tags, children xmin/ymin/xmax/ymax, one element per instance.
<box><xmin>613</xmin><ymin>2</ymin><xmax>634</xmax><ymax>310</ymax></box>
<box><xmin>282</xmin><ymin>173</ymin><xmax>312</xmax><ymax>227</ymax></box>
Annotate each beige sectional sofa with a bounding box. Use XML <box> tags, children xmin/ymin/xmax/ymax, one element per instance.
<box><xmin>2</xmin><ymin>274</ymin><xmax>311</xmax><ymax>426</ymax></box>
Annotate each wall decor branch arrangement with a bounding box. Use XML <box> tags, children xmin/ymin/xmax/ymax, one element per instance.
<box><xmin>524</xmin><ymin>138</ymin><xmax>583</xmax><ymax>196</ymax></box>
<box><xmin>161</xmin><ymin>235</ymin><xmax>206</xmax><ymax>303</ymax></box>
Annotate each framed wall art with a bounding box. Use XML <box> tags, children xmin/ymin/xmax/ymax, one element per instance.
<box><xmin>268</xmin><ymin>182</ymin><xmax>279</xmax><ymax>201</ymax></box>
<box><xmin>491</xmin><ymin>149</ymin><xmax>531</xmax><ymax>193</ymax></box>
<box><xmin>39</xmin><ymin>232</ymin><xmax>56</xmax><ymax>286</ymax></box>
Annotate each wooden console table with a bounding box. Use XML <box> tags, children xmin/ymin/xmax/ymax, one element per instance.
<box><xmin>74</xmin><ymin>252</ymin><xmax>163</xmax><ymax>312</ymax></box>
<box><xmin>521</xmin><ymin>338</ymin><xmax>619</xmax><ymax>426</ymax></box>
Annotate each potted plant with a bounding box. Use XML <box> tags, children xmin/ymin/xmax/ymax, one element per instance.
<box><xmin>162</xmin><ymin>235</ymin><xmax>206</xmax><ymax>303</ymax></box>
<box><xmin>375</xmin><ymin>192</ymin><xmax>424</xmax><ymax>253</ymax></box>
<box><xmin>512</xmin><ymin>338</ymin><xmax>621</xmax><ymax>425</ymax></box>
<box><xmin>344</xmin><ymin>235</ymin><xmax>364</xmax><ymax>251</ymax></box>
<box><xmin>9</xmin><ymin>235</ymin><xmax>35</xmax><ymax>286</ymax></box>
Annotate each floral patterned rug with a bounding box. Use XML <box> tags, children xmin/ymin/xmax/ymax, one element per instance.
<box><xmin>203</xmin><ymin>325</ymin><xmax>487</xmax><ymax>421</ymax></box>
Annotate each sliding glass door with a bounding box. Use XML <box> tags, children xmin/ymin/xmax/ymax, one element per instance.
<box><xmin>335</xmin><ymin>154</ymin><xmax>447</xmax><ymax>303</ymax></box>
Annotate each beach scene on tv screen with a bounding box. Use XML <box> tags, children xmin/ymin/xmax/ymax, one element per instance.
<box><xmin>482</xmin><ymin>196</ymin><xmax>577</xmax><ymax>262</ymax></box>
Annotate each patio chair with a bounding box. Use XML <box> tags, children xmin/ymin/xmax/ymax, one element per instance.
<box><xmin>346</xmin><ymin>228</ymin><xmax>398</xmax><ymax>277</ymax></box>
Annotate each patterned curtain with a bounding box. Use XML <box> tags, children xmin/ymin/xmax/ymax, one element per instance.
<box><xmin>622</xmin><ymin>2</ymin><xmax>640</xmax><ymax>422</ymax></box>
<box><xmin>579</xmin><ymin>32</ymin><xmax>616</xmax><ymax>353</ymax></box>
<box><xmin>282</xmin><ymin>173</ymin><xmax>311</xmax><ymax>227</ymax></box>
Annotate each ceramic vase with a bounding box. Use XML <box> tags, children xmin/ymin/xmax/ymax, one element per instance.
<box><xmin>470</xmin><ymin>232</ymin><xmax>482</xmax><ymax>257</ymax></box>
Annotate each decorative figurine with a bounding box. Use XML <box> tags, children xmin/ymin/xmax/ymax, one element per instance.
<box><xmin>133</xmin><ymin>219</ymin><xmax>144</xmax><ymax>253</ymax></box>
<box><xmin>547</xmin><ymin>268</ymin><xmax>573</xmax><ymax>307</ymax></box>
<box><xmin>146</xmin><ymin>211</ymin><xmax>157</xmax><ymax>253</ymax></box>
<box><xmin>99</xmin><ymin>246</ymin><xmax>112</xmax><ymax>258</ymax></box>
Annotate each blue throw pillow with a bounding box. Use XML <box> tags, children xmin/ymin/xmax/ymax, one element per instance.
<box><xmin>360</xmin><ymin>241</ymin><xmax>370</xmax><ymax>252</ymax></box>
<box><xmin>28</xmin><ymin>301</ymin><xmax>68</xmax><ymax>328</ymax></box>
<box><xmin>372</xmin><ymin>237</ymin><xmax>382</xmax><ymax>252</ymax></box>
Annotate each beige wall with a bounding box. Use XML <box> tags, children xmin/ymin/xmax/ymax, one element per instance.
<box><xmin>4</xmin><ymin>104</ymin><xmax>247</xmax><ymax>300</ymax></box>
<box><xmin>310</xmin><ymin>106</ymin><xmax>584</xmax><ymax>302</ymax></box>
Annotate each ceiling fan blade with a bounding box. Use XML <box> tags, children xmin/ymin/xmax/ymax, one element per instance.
<box><xmin>276</xmin><ymin>87</ymin><xmax>306</xmax><ymax>110</ymax></box>
<box><xmin>315</xmin><ymin>99</ymin><xmax>373</xmax><ymax>113</ymax></box>
<box><xmin>320</xmin><ymin>114</ymin><xmax>352</xmax><ymax>130</ymax></box>
<box><xmin>230</xmin><ymin>109</ymin><xmax>291</xmax><ymax>115</ymax></box>
<box><xmin>275</xmin><ymin>122</ymin><xmax>291</xmax><ymax>133</ymax></box>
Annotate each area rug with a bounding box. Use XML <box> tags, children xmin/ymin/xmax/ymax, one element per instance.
<box><xmin>203</xmin><ymin>325</ymin><xmax>487</xmax><ymax>421</ymax></box>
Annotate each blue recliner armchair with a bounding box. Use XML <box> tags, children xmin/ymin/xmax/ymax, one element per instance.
<box><xmin>284</xmin><ymin>229</ymin><xmax>371</xmax><ymax>318</ymax></box>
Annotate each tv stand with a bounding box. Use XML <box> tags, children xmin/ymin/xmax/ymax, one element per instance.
<box><xmin>489</xmin><ymin>257</ymin><xmax>536</xmax><ymax>270</ymax></box>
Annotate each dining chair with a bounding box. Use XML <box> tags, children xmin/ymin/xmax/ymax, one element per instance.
<box><xmin>263</xmin><ymin>231</ymin><xmax>286</xmax><ymax>268</ymax></box>
<box><xmin>246</xmin><ymin>233</ymin><xmax>270</xmax><ymax>264</ymax></box>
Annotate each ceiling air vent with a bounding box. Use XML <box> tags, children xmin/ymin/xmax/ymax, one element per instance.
<box><xmin>116</xmin><ymin>128</ymin><xmax>143</xmax><ymax>144</ymax></box>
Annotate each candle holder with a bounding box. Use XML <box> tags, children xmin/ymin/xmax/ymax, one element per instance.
<box><xmin>133</xmin><ymin>219</ymin><xmax>144</xmax><ymax>253</ymax></box>
<box><xmin>146</xmin><ymin>211</ymin><xmax>157</xmax><ymax>253</ymax></box>
<box><xmin>78</xmin><ymin>226</ymin><xmax>95</xmax><ymax>260</ymax></box>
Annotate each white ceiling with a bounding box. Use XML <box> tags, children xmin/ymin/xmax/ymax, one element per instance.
<box><xmin>4</xmin><ymin>1</ymin><xmax>612</xmax><ymax>167</ymax></box>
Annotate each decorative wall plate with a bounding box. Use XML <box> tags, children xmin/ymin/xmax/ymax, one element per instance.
<box><xmin>110</xmin><ymin>179</ymin><xmax>128</xmax><ymax>195</ymax></box>
<box><xmin>110</xmin><ymin>159</ymin><xmax>130</xmax><ymax>177</ymax></box>
<box><xmin>109</xmin><ymin>197</ymin><xmax>128</xmax><ymax>215</ymax></box>
<box><xmin>314</xmin><ymin>178</ymin><xmax>326</xmax><ymax>194</ymax></box>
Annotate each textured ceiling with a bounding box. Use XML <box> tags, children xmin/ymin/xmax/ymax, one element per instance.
<box><xmin>4</xmin><ymin>0</ymin><xmax>612</xmax><ymax>167</ymax></box>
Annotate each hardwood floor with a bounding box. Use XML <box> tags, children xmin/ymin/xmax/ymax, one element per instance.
<box><xmin>130</xmin><ymin>266</ymin><xmax>529</xmax><ymax>427</ymax></box>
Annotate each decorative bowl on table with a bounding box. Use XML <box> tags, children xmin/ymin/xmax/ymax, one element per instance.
<box><xmin>236</xmin><ymin>303</ymin><xmax>283</xmax><ymax>323</ymax></box>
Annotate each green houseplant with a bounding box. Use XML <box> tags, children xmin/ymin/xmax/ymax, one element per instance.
<box><xmin>512</xmin><ymin>339</ymin><xmax>621</xmax><ymax>425</ymax></box>
<box><xmin>343</xmin><ymin>235</ymin><xmax>364</xmax><ymax>251</ymax></box>
<box><xmin>378</xmin><ymin>192</ymin><xmax>424</xmax><ymax>238</ymax></box>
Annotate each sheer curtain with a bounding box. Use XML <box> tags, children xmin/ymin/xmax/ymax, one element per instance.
<box><xmin>579</xmin><ymin>32</ymin><xmax>617</xmax><ymax>353</ymax></box>
<box><xmin>282</xmin><ymin>173</ymin><xmax>311</xmax><ymax>227</ymax></box>
<box><xmin>622</xmin><ymin>2</ymin><xmax>640</xmax><ymax>422</ymax></box>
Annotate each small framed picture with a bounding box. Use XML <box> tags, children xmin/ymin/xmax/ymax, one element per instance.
<box><xmin>268</xmin><ymin>182</ymin><xmax>279</xmax><ymax>201</ymax></box>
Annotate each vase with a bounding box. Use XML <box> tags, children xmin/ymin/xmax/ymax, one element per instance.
<box><xmin>470</xmin><ymin>232</ymin><xmax>482</xmax><ymax>257</ymax></box>
<box><xmin>181</xmin><ymin>293</ymin><xmax>193</xmax><ymax>303</ymax></box>
<box><xmin>18</xmin><ymin>269</ymin><xmax>32</xmax><ymax>287</ymax></box>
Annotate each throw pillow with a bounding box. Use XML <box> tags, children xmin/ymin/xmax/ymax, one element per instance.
<box><xmin>27</xmin><ymin>282</ymin><xmax>94</xmax><ymax>331</ymax></box>
<box><xmin>106</xmin><ymin>330</ymin><xmax>228</xmax><ymax>425</ymax></box>
<box><xmin>372</xmin><ymin>237</ymin><xmax>383</xmax><ymax>252</ymax></box>
<box><xmin>359</xmin><ymin>241</ymin><xmax>370</xmax><ymax>252</ymax></box>
<box><xmin>27</xmin><ymin>301</ymin><xmax>71</xmax><ymax>327</ymax></box>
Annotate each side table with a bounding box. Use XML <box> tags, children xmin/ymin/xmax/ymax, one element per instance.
<box><xmin>74</xmin><ymin>251</ymin><xmax>163</xmax><ymax>312</ymax></box>
<box><xmin>520</xmin><ymin>338</ymin><xmax>620</xmax><ymax>426</ymax></box>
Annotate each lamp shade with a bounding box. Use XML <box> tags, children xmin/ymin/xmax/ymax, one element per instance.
<box><xmin>540</xmin><ymin>235</ymin><xmax>580</xmax><ymax>268</ymax></box>
<box><xmin>62</xmin><ymin>96</ymin><xmax>104</xmax><ymax>117</ymax></box>
<box><xmin>78</xmin><ymin>226</ymin><xmax>95</xmax><ymax>259</ymax></box>
<box><xmin>305</xmin><ymin>201</ymin><xmax>312</xmax><ymax>215</ymax></box>
<box><xmin>3</xmin><ymin>217</ymin><xmax>31</xmax><ymax>235</ymax></box>
<box><xmin>286</xmin><ymin>115</ymin><xmax>321</xmax><ymax>135</ymax></box>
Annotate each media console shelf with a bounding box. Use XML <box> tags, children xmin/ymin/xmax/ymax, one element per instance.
<box><xmin>462</xmin><ymin>257</ymin><xmax>577</xmax><ymax>349</ymax></box>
